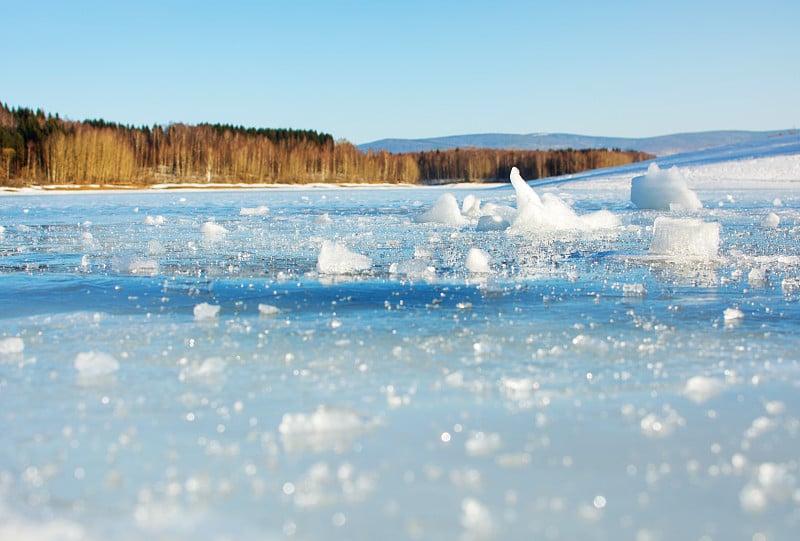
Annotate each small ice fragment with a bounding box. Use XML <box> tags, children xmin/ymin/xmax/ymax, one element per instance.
<box><xmin>723</xmin><ymin>307</ymin><xmax>744</xmax><ymax>321</ymax></box>
<box><xmin>143</xmin><ymin>215</ymin><xmax>166</xmax><ymax>225</ymax></box>
<box><xmin>739</xmin><ymin>484</ymin><xmax>768</xmax><ymax>513</ymax></box>
<box><xmin>773</xmin><ymin>198</ymin><xmax>783</xmax><ymax>207</ymax></box>
<box><xmin>465</xmin><ymin>248</ymin><xmax>491</xmax><ymax>274</ymax></box>
<box><xmin>74</xmin><ymin>351</ymin><xmax>119</xmax><ymax>377</ymax></box>
<box><xmin>748</xmin><ymin>268</ymin><xmax>767</xmax><ymax>287</ymax></box>
<box><xmin>683</xmin><ymin>376</ymin><xmax>723</xmax><ymax>403</ymax></box>
<box><xmin>476</xmin><ymin>214</ymin><xmax>510</xmax><ymax>231</ymax></box>
<box><xmin>460</xmin><ymin>498</ymin><xmax>494</xmax><ymax>535</ymax></box>
<box><xmin>314</xmin><ymin>213</ymin><xmax>332</xmax><ymax>224</ymax></box>
<box><xmin>258</xmin><ymin>304</ymin><xmax>281</xmax><ymax>316</ymax></box>
<box><xmin>461</xmin><ymin>194</ymin><xmax>482</xmax><ymax>217</ymax></box>
<box><xmin>240</xmin><ymin>205</ymin><xmax>270</xmax><ymax>216</ymax></box>
<box><xmin>180</xmin><ymin>357</ymin><xmax>227</xmax><ymax>381</ymax></box>
<box><xmin>278</xmin><ymin>405</ymin><xmax>367</xmax><ymax>434</ymax></box>
<box><xmin>765</xmin><ymin>401</ymin><xmax>786</xmax><ymax>416</ymax></box>
<box><xmin>0</xmin><ymin>337</ymin><xmax>25</xmax><ymax>355</ymax></box>
<box><xmin>416</xmin><ymin>193</ymin><xmax>469</xmax><ymax>226</ymax></box>
<box><xmin>317</xmin><ymin>241</ymin><xmax>372</xmax><ymax>274</ymax></box>
<box><xmin>761</xmin><ymin>212</ymin><xmax>780</xmax><ymax>229</ymax></box>
<box><xmin>648</xmin><ymin>217</ymin><xmax>720</xmax><ymax>259</ymax></box>
<box><xmin>200</xmin><ymin>221</ymin><xmax>228</xmax><ymax>240</ymax></box>
<box><xmin>630</xmin><ymin>163</ymin><xmax>702</xmax><ymax>210</ymax></box>
<box><xmin>194</xmin><ymin>302</ymin><xmax>221</xmax><ymax>320</ymax></box>
<box><xmin>464</xmin><ymin>431</ymin><xmax>502</xmax><ymax>456</ymax></box>
<box><xmin>0</xmin><ymin>225</ymin><xmax>5</xmax><ymax>234</ymax></box>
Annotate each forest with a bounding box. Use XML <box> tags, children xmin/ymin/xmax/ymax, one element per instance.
<box><xmin>0</xmin><ymin>104</ymin><xmax>653</xmax><ymax>186</ymax></box>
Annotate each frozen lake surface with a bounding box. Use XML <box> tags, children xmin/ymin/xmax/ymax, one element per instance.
<box><xmin>1</xmin><ymin>146</ymin><xmax>800</xmax><ymax>540</ymax></box>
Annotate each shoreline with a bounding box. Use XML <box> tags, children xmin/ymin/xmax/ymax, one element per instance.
<box><xmin>0</xmin><ymin>181</ymin><xmax>507</xmax><ymax>196</ymax></box>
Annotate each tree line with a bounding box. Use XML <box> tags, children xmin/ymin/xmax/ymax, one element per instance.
<box><xmin>0</xmin><ymin>103</ymin><xmax>652</xmax><ymax>186</ymax></box>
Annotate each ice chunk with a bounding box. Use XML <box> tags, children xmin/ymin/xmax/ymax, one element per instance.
<box><xmin>509</xmin><ymin>166</ymin><xmax>541</xmax><ymax>211</ymax></box>
<box><xmin>465</xmin><ymin>248</ymin><xmax>491</xmax><ymax>274</ymax></box>
<box><xmin>723</xmin><ymin>307</ymin><xmax>744</xmax><ymax>321</ymax></box>
<box><xmin>761</xmin><ymin>212</ymin><xmax>780</xmax><ymax>228</ymax></box>
<box><xmin>461</xmin><ymin>194</ymin><xmax>482</xmax><ymax>217</ymax></box>
<box><xmin>257</xmin><ymin>303</ymin><xmax>281</xmax><ymax>316</ymax></box>
<box><xmin>314</xmin><ymin>213</ymin><xmax>332</xmax><ymax>224</ymax></box>
<box><xmin>630</xmin><ymin>163</ymin><xmax>702</xmax><ymax>210</ymax></box>
<box><xmin>748</xmin><ymin>268</ymin><xmax>768</xmax><ymax>287</ymax></box>
<box><xmin>508</xmin><ymin>167</ymin><xmax>620</xmax><ymax>233</ymax></box>
<box><xmin>179</xmin><ymin>356</ymin><xmax>227</xmax><ymax>381</ymax></box>
<box><xmin>279</xmin><ymin>406</ymin><xmax>368</xmax><ymax>435</ymax></box>
<box><xmin>317</xmin><ymin>241</ymin><xmax>372</xmax><ymax>274</ymax></box>
<box><xmin>461</xmin><ymin>498</ymin><xmax>495</xmax><ymax>535</ymax></box>
<box><xmin>200</xmin><ymin>221</ymin><xmax>228</xmax><ymax>240</ymax></box>
<box><xmin>416</xmin><ymin>193</ymin><xmax>469</xmax><ymax>226</ymax></box>
<box><xmin>240</xmin><ymin>205</ymin><xmax>270</xmax><ymax>216</ymax></box>
<box><xmin>194</xmin><ymin>302</ymin><xmax>221</xmax><ymax>320</ymax></box>
<box><xmin>683</xmin><ymin>376</ymin><xmax>724</xmax><ymax>403</ymax></box>
<box><xmin>464</xmin><ymin>431</ymin><xmax>502</xmax><ymax>456</ymax></box>
<box><xmin>648</xmin><ymin>217</ymin><xmax>721</xmax><ymax>259</ymax></box>
<box><xmin>389</xmin><ymin>259</ymin><xmax>436</xmax><ymax>281</ymax></box>
<box><xmin>476</xmin><ymin>214</ymin><xmax>510</xmax><ymax>231</ymax></box>
<box><xmin>143</xmin><ymin>215</ymin><xmax>166</xmax><ymax>225</ymax></box>
<box><xmin>0</xmin><ymin>337</ymin><xmax>24</xmax><ymax>355</ymax></box>
<box><xmin>74</xmin><ymin>351</ymin><xmax>119</xmax><ymax>377</ymax></box>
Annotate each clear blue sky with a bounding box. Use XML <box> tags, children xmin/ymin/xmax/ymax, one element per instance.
<box><xmin>4</xmin><ymin>0</ymin><xmax>798</xmax><ymax>144</ymax></box>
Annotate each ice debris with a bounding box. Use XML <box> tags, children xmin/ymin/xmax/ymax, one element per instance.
<box><xmin>74</xmin><ymin>351</ymin><xmax>119</xmax><ymax>377</ymax></box>
<box><xmin>200</xmin><ymin>221</ymin><xmax>228</xmax><ymax>240</ymax></box>
<box><xmin>279</xmin><ymin>406</ymin><xmax>368</xmax><ymax>435</ymax></box>
<box><xmin>630</xmin><ymin>163</ymin><xmax>702</xmax><ymax>210</ymax></box>
<box><xmin>648</xmin><ymin>217</ymin><xmax>721</xmax><ymax>259</ymax></box>
<box><xmin>194</xmin><ymin>302</ymin><xmax>221</xmax><ymax>321</ymax></box>
<box><xmin>723</xmin><ymin>307</ymin><xmax>744</xmax><ymax>321</ymax></box>
<box><xmin>240</xmin><ymin>205</ymin><xmax>270</xmax><ymax>216</ymax></box>
<box><xmin>465</xmin><ymin>248</ymin><xmax>491</xmax><ymax>274</ymax></box>
<box><xmin>683</xmin><ymin>376</ymin><xmax>724</xmax><ymax>403</ymax></box>
<box><xmin>257</xmin><ymin>303</ymin><xmax>281</xmax><ymax>316</ymax></box>
<box><xmin>508</xmin><ymin>167</ymin><xmax>620</xmax><ymax>233</ymax></box>
<box><xmin>761</xmin><ymin>212</ymin><xmax>780</xmax><ymax>229</ymax></box>
<box><xmin>416</xmin><ymin>193</ymin><xmax>469</xmax><ymax>226</ymax></box>
<box><xmin>0</xmin><ymin>337</ymin><xmax>24</xmax><ymax>355</ymax></box>
<box><xmin>317</xmin><ymin>241</ymin><xmax>372</xmax><ymax>274</ymax></box>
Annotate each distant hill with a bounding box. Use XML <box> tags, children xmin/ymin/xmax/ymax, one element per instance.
<box><xmin>358</xmin><ymin>130</ymin><xmax>795</xmax><ymax>157</ymax></box>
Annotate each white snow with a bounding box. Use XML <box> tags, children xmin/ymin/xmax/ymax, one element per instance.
<box><xmin>465</xmin><ymin>248</ymin><xmax>491</xmax><ymax>274</ymax></box>
<box><xmin>193</xmin><ymin>302</ymin><xmax>221</xmax><ymax>320</ymax></box>
<box><xmin>317</xmin><ymin>241</ymin><xmax>372</xmax><ymax>274</ymax></box>
<box><xmin>631</xmin><ymin>163</ymin><xmax>702</xmax><ymax>210</ymax></box>
<box><xmin>74</xmin><ymin>351</ymin><xmax>119</xmax><ymax>377</ymax></box>
<box><xmin>648</xmin><ymin>217</ymin><xmax>721</xmax><ymax>259</ymax></box>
